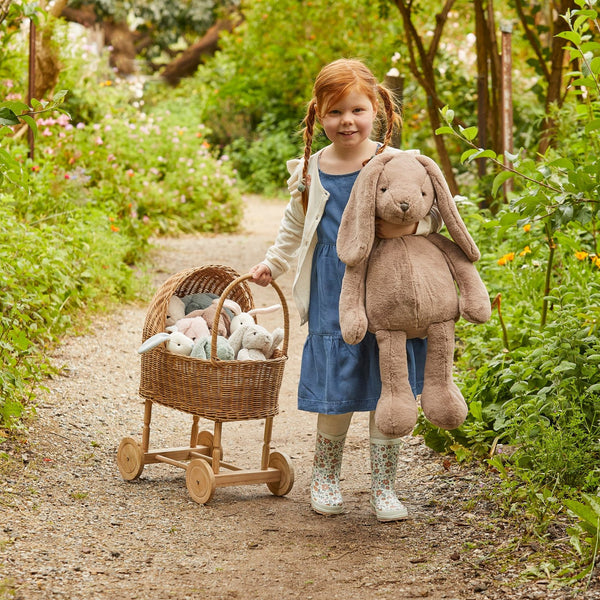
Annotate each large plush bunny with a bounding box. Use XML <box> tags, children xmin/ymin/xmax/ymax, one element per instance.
<box><xmin>337</xmin><ymin>152</ymin><xmax>492</xmax><ymax>437</ymax></box>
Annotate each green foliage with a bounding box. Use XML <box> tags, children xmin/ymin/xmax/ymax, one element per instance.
<box><xmin>194</xmin><ymin>0</ymin><xmax>404</xmax><ymax>189</ymax></box>
<box><xmin>225</xmin><ymin>117</ymin><xmax>301</xmax><ymax>194</ymax></box>
<box><xmin>419</xmin><ymin>5</ymin><xmax>600</xmax><ymax>568</ymax></box>
<box><xmin>565</xmin><ymin>493</ymin><xmax>600</xmax><ymax>582</ymax></box>
<box><xmin>67</xmin><ymin>0</ymin><xmax>239</xmax><ymax>62</ymax></box>
<box><xmin>0</xmin><ymin>14</ymin><xmax>242</xmax><ymax>432</ymax></box>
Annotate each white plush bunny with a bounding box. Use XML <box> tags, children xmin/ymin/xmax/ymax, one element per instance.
<box><xmin>137</xmin><ymin>330</ymin><xmax>194</xmax><ymax>356</ymax></box>
<box><xmin>226</xmin><ymin>301</ymin><xmax>282</xmax><ymax>334</ymax></box>
<box><xmin>228</xmin><ymin>324</ymin><xmax>284</xmax><ymax>361</ymax></box>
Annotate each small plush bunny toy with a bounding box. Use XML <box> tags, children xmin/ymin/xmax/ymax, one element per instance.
<box><xmin>337</xmin><ymin>152</ymin><xmax>492</xmax><ymax>437</ymax></box>
<box><xmin>228</xmin><ymin>323</ymin><xmax>284</xmax><ymax>361</ymax></box>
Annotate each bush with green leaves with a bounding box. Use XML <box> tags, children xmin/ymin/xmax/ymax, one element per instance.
<box><xmin>194</xmin><ymin>0</ymin><xmax>405</xmax><ymax>190</ymax></box>
<box><xmin>0</xmin><ymin>15</ymin><xmax>243</xmax><ymax>435</ymax></box>
<box><xmin>413</xmin><ymin>4</ymin><xmax>600</xmax><ymax>556</ymax></box>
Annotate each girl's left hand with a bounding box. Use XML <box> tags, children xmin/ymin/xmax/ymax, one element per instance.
<box><xmin>375</xmin><ymin>218</ymin><xmax>417</xmax><ymax>238</ymax></box>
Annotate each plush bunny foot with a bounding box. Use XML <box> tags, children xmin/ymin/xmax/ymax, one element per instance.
<box><xmin>375</xmin><ymin>330</ymin><xmax>418</xmax><ymax>437</ymax></box>
<box><xmin>421</xmin><ymin>320</ymin><xmax>468</xmax><ymax>430</ymax></box>
<box><xmin>421</xmin><ymin>381</ymin><xmax>468</xmax><ymax>430</ymax></box>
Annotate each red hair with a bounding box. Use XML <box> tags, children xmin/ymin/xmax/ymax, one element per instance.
<box><xmin>299</xmin><ymin>59</ymin><xmax>401</xmax><ymax>213</ymax></box>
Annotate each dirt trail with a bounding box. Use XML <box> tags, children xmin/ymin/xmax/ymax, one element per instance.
<box><xmin>0</xmin><ymin>195</ymin><xmax>592</xmax><ymax>600</ymax></box>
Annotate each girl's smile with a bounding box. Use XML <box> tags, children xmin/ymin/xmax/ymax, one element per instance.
<box><xmin>319</xmin><ymin>89</ymin><xmax>377</xmax><ymax>150</ymax></box>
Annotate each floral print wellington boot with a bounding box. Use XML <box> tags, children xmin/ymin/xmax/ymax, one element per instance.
<box><xmin>310</xmin><ymin>431</ymin><xmax>346</xmax><ymax>515</ymax></box>
<box><xmin>370</xmin><ymin>437</ymin><xmax>409</xmax><ymax>521</ymax></box>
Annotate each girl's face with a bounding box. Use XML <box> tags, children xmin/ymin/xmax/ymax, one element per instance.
<box><xmin>319</xmin><ymin>89</ymin><xmax>377</xmax><ymax>151</ymax></box>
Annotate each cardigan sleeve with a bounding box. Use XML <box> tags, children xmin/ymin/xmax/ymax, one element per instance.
<box><xmin>415</xmin><ymin>204</ymin><xmax>443</xmax><ymax>235</ymax></box>
<box><xmin>261</xmin><ymin>158</ymin><xmax>306</xmax><ymax>280</ymax></box>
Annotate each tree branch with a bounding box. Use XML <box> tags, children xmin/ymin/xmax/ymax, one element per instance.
<box><xmin>514</xmin><ymin>0</ymin><xmax>550</xmax><ymax>80</ymax></box>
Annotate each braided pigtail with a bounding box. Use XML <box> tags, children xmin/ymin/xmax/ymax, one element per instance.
<box><xmin>299</xmin><ymin>99</ymin><xmax>317</xmax><ymax>214</ymax></box>
<box><xmin>376</xmin><ymin>84</ymin><xmax>402</xmax><ymax>155</ymax></box>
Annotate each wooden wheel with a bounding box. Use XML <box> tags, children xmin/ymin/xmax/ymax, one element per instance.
<box><xmin>116</xmin><ymin>437</ymin><xmax>144</xmax><ymax>481</ymax></box>
<box><xmin>186</xmin><ymin>459</ymin><xmax>216</xmax><ymax>504</ymax></box>
<box><xmin>196</xmin><ymin>430</ymin><xmax>223</xmax><ymax>460</ymax></box>
<box><xmin>266</xmin><ymin>451</ymin><xmax>294</xmax><ymax>496</ymax></box>
<box><xmin>196</xmin><ymin>430</ymin><xmax>213</xmax><ymax>455</ymax></box>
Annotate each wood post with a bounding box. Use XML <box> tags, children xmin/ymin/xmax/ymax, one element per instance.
<box><xmin>501</xmin><ymin>20</ymin><xmax>514</xmax><ymax>194</ymax></box>
<box><xmin>142</xmin><ymin>400</ymin><xmax>152</xmax><ymax>452</ymax></box>
<box><xmin>27</xmin><ymin>18</ymin><xmax>36</xmax><ymax>160</ymax></box>
<box><xmin>383</xmin><ymin>71</ymin><xmax>404</xmax><ymax>148</ymax></box>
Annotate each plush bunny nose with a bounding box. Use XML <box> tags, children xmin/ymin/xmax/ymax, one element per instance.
<box><xmin>400</xmin><ymin>202</ymin><xmax>410</xmax><ymax>212</ymax></box>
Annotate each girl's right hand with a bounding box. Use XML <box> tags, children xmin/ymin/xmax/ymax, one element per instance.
<box><xmin>249</xmin><ymin>263</ymin><xmax>273</xmax><ymax>287</ymax></box>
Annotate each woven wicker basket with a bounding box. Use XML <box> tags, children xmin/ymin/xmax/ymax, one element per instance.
<box><xmin>139</xmin><ymin>264</ymin><xmax>289</xmax><ymax>421</ymax></box>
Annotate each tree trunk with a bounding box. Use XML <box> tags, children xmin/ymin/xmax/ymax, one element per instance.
<box><xmin>514</xmin><ymin>0</ymin><xmax>577</xmax><ymax>156</ymax></box>
<box><xmin>59</xmin><ymin>5</ymin><xmax>138</xmax><ymax>75</ymax></box>
<box><xmin>391</xmin><ymin>0</ymin><xmax>459</xmax><ymax>195</ymax></box>
<box><xmin>160</xmin><ymin>19</ymin><xmax>239</xmax><ymax>86</ymax></box>
<box><xmin>103</xmin><ymin>20</ymin><xmax>138</xmax><ymax>75</ymax></box>
<box><xmin>537</xmin><ymin>0</ymin><xmax>576</xmax><ymax>156</ymax></box>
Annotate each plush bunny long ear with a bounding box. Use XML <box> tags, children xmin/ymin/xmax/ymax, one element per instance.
<box><xmin>138</xmin><ymin>332</ymin><xmax>170</xmax><ymax>354</ymax></box>
<box><xmin>416</xmin><ymin>154</ymin><xmax>480</xmax><ymax>262</ymax></box>
<box><xmin>222</xmin><ymin>299</ymin><xmax>241</xmax><ymax>315</ymax></box>
<box><xmin>248</xmin><ymin>304</ymin><xmax>281</xmax><ymax>317</ymax></box>
<box><xmin>338</xmin><ymin>153</ymin><xmax>392</xmax><ymax>266</ymax></box>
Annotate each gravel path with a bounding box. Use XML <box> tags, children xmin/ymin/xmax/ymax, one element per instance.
<box><xmin>1</xmin><ymin>194</ymin><xmax>598</xmax><ymax>600</ymax></box>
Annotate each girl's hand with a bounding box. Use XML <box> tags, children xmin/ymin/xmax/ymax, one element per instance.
<box><xmin>375</xmin><ymin>218</ymin><xmax>417</xmax><ymax>238</ymax></box>
<box><xmin>249</xmin><ymin>263</ymin><xmax>273</xmax><ymax>287</ymax></box>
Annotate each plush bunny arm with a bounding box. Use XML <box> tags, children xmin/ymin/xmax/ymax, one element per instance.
<box><xmin>339</xmin><ymin>263</ymin><xmax>369</xmax><ymax>344</ymax></box>
<box><xmin>416</xmin><ymin>155</ymin><xmax>480</xmax><ymax>262</ymax></box>
<box><xmin>227</xmin><ymin>326</ymin><xmax>245</xmax><ymax>357</ymax></box>
<box><xmin>428</xmin><ymin>233</ymin><xmax>492</xmax><ymax>324</ymax></box>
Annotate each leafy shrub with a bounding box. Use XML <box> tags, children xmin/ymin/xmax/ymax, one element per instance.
<box><xmin>225</xmin><ymin>118</ymin><xmax>301</xmax><ymax>194</ymax></box>
<box><xmin>0</xmin><ymin>17</ymin><xmax>243</xmax><ymax>433</ymax></box>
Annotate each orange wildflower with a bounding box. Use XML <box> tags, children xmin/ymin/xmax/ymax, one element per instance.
<box><xmin>498</xmin><ymin>252</ymin><xmax>515</xmax><ymax>266</ymax></box>
<box><xmin>575</xmin><ymin>251</ymin><xmax>589</xmax><ymax>261</ymax></box>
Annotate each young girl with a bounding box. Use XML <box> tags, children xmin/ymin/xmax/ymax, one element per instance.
<box><xmin>250</xmin><ymin>58</ymin><xmax>441</xmax><ymax>521</ymax></box>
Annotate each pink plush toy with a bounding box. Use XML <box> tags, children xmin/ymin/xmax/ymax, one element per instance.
<box><xmin>169</xmin><ymin>315</ymin><xmax>210</xmax><ymax>342</ymax></box>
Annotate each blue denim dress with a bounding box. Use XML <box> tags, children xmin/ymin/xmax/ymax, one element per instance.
<box><xmin>297</xmin><ymin>169</ymin><xmax>427</xmax><ymax>414</ymax></box>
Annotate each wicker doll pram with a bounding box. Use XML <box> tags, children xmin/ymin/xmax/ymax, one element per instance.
<box><xmin>116</xmin><ymin>264</ymin><xmax>294</xmax><ymax>504</ymax></box>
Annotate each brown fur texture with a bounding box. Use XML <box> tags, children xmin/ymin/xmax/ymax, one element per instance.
<box><xmin>337</xmin><ymin>152</ymin><xmax>492</xmax><ymax>437</ymax></box>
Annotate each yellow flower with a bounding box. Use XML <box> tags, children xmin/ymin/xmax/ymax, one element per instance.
<box><xmin>523</xmin><ymin>223</ymin><xmax>532</xmax><ymax>232</ymax></box>
<box><xmin>498</xmin><ymin>252</ymin><xmax>515</xmax><ymax>266</ymax></box>
<box><xmin>575</xmin><ymin>251</ymin><xmax>589</xmax><ymax>261</ymax></box>
<box><xmin>591</xmin><ymin>255</ymin><xmax>600</xmax><ymax>269</ymax></box>
<box><xmin>519</xmin><ymin>246</ymin><xmax>531</xmax><ymax>256</ymax></box>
